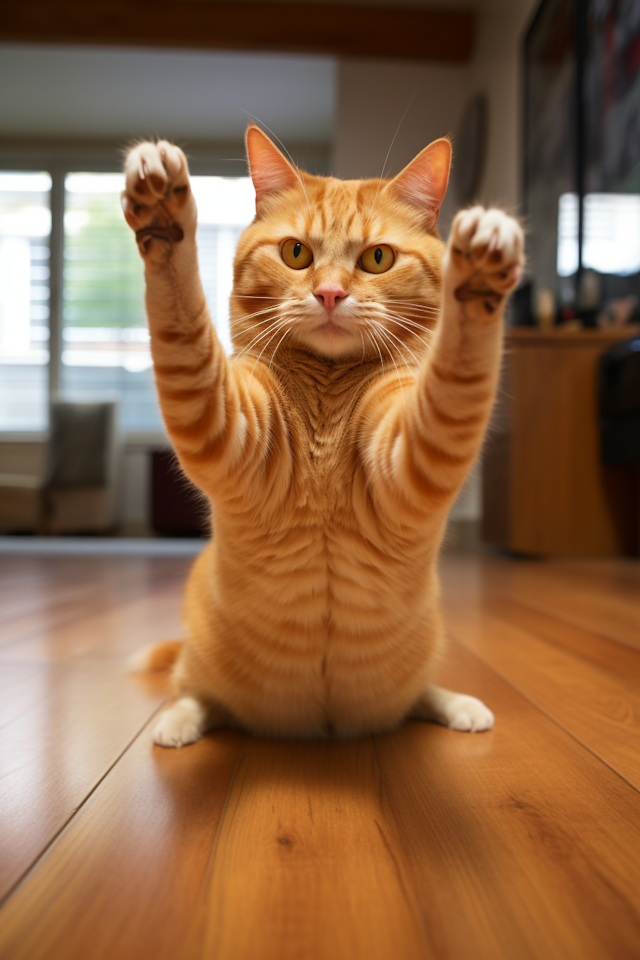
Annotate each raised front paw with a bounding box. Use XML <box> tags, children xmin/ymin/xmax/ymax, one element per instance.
<box><xmin>121</xmin><ymin>141</ymin><xmax>196</xmax><ymax>261</ymax></box>
<box><xmin>445</xmin><ymin>207</ymin><xmax>524</xmax><ymax>315</ymax></box>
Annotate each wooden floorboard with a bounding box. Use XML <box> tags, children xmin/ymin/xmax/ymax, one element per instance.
<box><xmin>0</xmin><ymin>558</ymin><xmax>187</xmax><ymax>660</ymax></box>
<box><xmin>482</xmin><ymin>596</ymin><xmax>640</xmax><ymax>686</ymax></box>
<box><xmin>0</xmin><ymin>550</ymin><xmax>639</xmax><ymax>959</ymax></box>
<box><xmin>479</xmin><ymin>556</ymin><xmax>640</xmax><ymax>650</ymax></box>
<box><xmin>0</xmin><ymin>590</ymin><xmax>184</xmax><ymax>662</ymax></box>
<box><xmin>0</xmin><ymin>661</ymin><xmax>167</xmax><ymax>902</ymax></box>
<box><xmin>0</xmin><ymin>724</ymin><xmax>245</xmax><ymax>960</ymax></box>
<box><xmin>442</xmin><ymin>598</ymin><xmax>640</xmax><ymax>791</ymax></box>
<box><xmin>375</xmin><ymin>643</ymin><xmax>640</xmax><ymax>960</ymax></box>
<box><xmin>0</xmin><ymin>556</ymin><xmax>188</xmax><ymax>648</ymax></box>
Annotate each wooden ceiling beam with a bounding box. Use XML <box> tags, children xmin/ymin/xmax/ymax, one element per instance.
<box><xmin>1</xmin><ymin>1</ymin><xmax>475</xmax><ymax>62</ymax></box>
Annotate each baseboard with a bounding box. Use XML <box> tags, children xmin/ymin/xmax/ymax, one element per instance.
<box><xmin>0</xmin><ymin>536</ymin><xmax>207</xmax><ymax>557</ymax></box>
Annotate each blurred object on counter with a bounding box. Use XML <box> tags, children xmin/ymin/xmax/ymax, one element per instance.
<box><xmin>535</xmin><ymin>287</ymin><xmax>556</xmax><ymax>329</ymax></box>
<box><xmin>577</xmin><ymin>269</ymin><xmax>601</xmax><ymax>328</ymax></box>
<box><xmin>597</xmin><ymin>295</ymin><xmax>639</xmax><ymax>329</ymax></box>
<box><xmin>509</xmin><ymin>280</ymin><xmax>533</xmax><ymax>326</ymax></box>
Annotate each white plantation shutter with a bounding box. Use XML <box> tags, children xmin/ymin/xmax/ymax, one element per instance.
<box><xmin>0</xmin><ymin>172</ymin><xmax>51</xmax><ymax>431</ymax></box>
<box><xmin>61</xmin><ymin>173</ymin><xmax>155</xmax><ymax>431</ymax></box>
<box><xmin>60</xmin><ymin>173</ymin><xmax>254</xmax><ymax>433</ymax></box>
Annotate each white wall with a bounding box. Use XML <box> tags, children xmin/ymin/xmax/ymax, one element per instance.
<box><xmin>470</xmin><ymin>0</ymin><xmax>539</xmax><ymax>211</ymax></box>
<box><xmin>334</xmin><ymin>2</ymin><xmax>539</xmax><ymax>221</ymax></box>
<box><xmin>333</xmin><ymin>59</ymin><xmax>469</xmax><ymax>232</ymax></box>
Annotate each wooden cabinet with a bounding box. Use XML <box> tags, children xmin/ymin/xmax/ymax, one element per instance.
<box><xmin>482</xmin><ymin>327</ymin><xmax>639</xmax><ymax>557</ymax></box>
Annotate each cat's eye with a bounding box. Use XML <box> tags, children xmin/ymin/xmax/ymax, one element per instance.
<box><xmin>359</xmin><ymin>244</ymin><xmax>395</xmax><ymax>274</ymax></box>
<box><xmin>281</xmin><ymin>239</ymin><xmax>313</xmax><ymax>270</ymax></box>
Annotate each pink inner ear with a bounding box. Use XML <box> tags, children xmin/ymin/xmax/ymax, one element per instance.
<box><xmin>246</xmin><ymin>125</ymin><xmax>299</xmax><ymax>204</ymax></box>
<box><xmin>398</xmin><ymin>166</ymin><xmax>436</xmax><ymax>211</ymax></box>
<box><xmin>389</xmin><ymin>139</ymin><xmax>452</xmax><ymax>226</ymax></box>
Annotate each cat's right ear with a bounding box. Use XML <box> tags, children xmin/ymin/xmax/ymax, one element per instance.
<box><xmin>246</xmin><ymin>123</ymin><xmax>299</xmax><ymax>209</ymax></box>
<box><xmin>386</xmin><ymin>138</ymin><xmax>452</xmax><ymax>231</ymax></box>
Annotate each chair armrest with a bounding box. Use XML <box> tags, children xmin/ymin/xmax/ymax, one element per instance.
<box><xmin>0</xmin><ymin>473</ymin><xmax>42</xmax><ymax>490</ymax></box>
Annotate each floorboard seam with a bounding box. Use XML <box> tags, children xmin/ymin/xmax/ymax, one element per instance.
<box><xmin>482</xmin><ymin>595</ymin><xmax>640</xmax><ymax>680</ymax></box>
<box><xmin>476</xmin><ymin>599</ymin><xmax>640</xmax><ymax>697</ymax></box>
<box><xmin>182</xmin><ymin>740</ymin><xmax>247</xmax><ymax>958</ymax></box>
<box><xmin>491</xmin><ymin>591</ymin><xmax>640</xmax><ymax>655</ymax></box>
<box><xmin>0</xmin><ymin>590</ymin><xmax>182</xmax><ymax>651</ymax></box>
<box><xmin>370</xmin><ymin>737</ymin><xmax>434</xmax><ymax>955</ymax></box>
<box><xmin>446</xmin><ymin>632</ymin><xmax>640</xmax><ymax>798</ymax></box>
<box><xmin>0</xmin><ymin>699</ymin><xmax>167</xmax><ymax>912</ymax></box>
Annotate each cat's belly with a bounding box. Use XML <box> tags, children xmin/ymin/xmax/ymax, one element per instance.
<box><xmin>182</xmin><ymin>512</ymin><xmax>442</xmax><ymax>736</ymax></box>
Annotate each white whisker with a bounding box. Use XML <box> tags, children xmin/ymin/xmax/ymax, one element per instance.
<box><xmin>228</xmin><ymin>304</ymin><xmax>281</xmax><ymax>328</ymax></box>
<box><xmin>233</xmin><ymin>316</ymin><xmax>288</xmax><ymax>361</ymax></box>
<box><xmin>366</xmin><ymin>329</ymin><xmax>385</xmax><ymax>371</ymax></box>
<box><xmin>381</xmin><ymin>299</ymin><xmax>439</xmax><ymax>312</ymax></box>
<box><xmin>377</xmin><ymin>313</ymin><xmax>436</xmax><ymax>345</ymax></box>
<box><xmin>246</xmin><ymin>320</ymin><xmax>289</xmax><ymax>384</ymax></box>
<box><xmin>378</xmin><ymin>311</ymin><xmax>430</xmax><ymax>333</ymax></box>
<box><xmin>369</xmin><ymin>319</ymin><xmax>422</xmax><ymax>367</ymax></box>
<box><xmin>373</xmin><ymin>325</ymin><xmax>406</xmax><ymax>404</ymax></box>
<box><xmin>268</xmin><ymin>326</ymin><xmax>293</xmax><ymax>370</ymax></box>
<box><xmin>228</xmin><ymin>315</ymin><xmax>275</xmax><ymax>331</ymax></box>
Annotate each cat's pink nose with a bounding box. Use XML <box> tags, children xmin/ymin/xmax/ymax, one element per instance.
<box><xmin>314</xmin><ymin>284</ymin><xmax>347</xmax><ymax>314</ymax></box>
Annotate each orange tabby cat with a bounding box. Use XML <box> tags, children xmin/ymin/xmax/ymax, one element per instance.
<box><xmin>122</xmin><ymin>123</ymin><xmax>523</xmax><ymax>746</ymax></box>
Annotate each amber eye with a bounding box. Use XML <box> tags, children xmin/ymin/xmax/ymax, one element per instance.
<box><xmin>359</xmin><ymin>244</ymin><xmax>395</xmax><ymax>274</ymax></box>
<box><xmin>281</xmin><ymin>239</ymin><xmax>313</xmax><ymax>270</ymax></box>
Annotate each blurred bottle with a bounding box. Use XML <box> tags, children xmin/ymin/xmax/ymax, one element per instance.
<box><xmin>535</xmin><ymin>287</ymin><xmax>556</xmax><ymax>329</ymax></box>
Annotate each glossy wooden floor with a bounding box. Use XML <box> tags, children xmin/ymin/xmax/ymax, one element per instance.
<box><xmin>0</xmin><ymin>548</ymin><xmax>639</xmax><ymax>960</ymax></box>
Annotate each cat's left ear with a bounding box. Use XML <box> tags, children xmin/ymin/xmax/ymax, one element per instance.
<box><xmin>246</xmin><ymin>123</ymin><xmax>299</xmax><ymax>209</ymax></box>
<box><xmin>386</xmin><ymin>138</ymin><xmax>452</xmax><ymax>230</ymax></box>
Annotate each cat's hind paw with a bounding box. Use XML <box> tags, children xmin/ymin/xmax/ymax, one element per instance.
<box><xmin>445</xmin><ymin>207</ymin><xmax>524</xmax><ymax>314</ymax></box>
<box><xmin>153</xmin><ymin>696</ymin><xmax>208</xmax><ymax>748</ymax></box>
<box><xmin>439</xmin><ymin>693</ymin><xmax>494</xmax><ymax>732</ymax></box>
<box><xmin>411</xmin><ymin>684</ymin><xmax>495</xmax><ymax>733</ymax></box>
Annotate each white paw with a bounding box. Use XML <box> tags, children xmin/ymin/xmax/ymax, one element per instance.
<box><xmin>443</xmin><ymin>693</ymin><xmax>495</xmax><ymax>732</ymax></box>
<box><xmin>445</xmin><ymin>206</ymin><xmax>524</xmax><ymax>310</ymax></box>
<box><xmin>153</xmin><ymin>696</ymin><xmax>206</xmax><ymax>748</ymax></box>
<box><xmin>121</xmin><ymin>140</ymin><xmax>196</xmax><ymax>260</ymax></box>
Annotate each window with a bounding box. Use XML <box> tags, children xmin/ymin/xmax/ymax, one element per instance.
<box><xmin>0</xmin><ymin>172</ymin><xmax>52</xmax><ymax>431</ymax></box>
<box><xmin>557</xmin><ymin>192</ymin><xmax>640</xmax><ymax>277</ymax></box>
<box><xmin>0</xmin><ymin>168</ymin><xmax>255</xmax><ymax>434</ymax></box>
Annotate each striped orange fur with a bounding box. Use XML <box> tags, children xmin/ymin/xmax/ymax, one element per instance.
<box><xmin>122</xmin><ymin>124</ymin><xmax>524</xmax><ymax>745</ymax></box>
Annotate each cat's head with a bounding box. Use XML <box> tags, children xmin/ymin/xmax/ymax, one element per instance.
<box><xmin>231</xmin><ymin>123</ymin><xmax>451</xmax><ymax>364</ymax></box>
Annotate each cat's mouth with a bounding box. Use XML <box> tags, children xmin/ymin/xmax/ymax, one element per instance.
<box><xmin>301</xmin><ymin>304</ymin><xmax>362</xmax><ymax>358</ymax></box>
<box><xmin>317</xmin><ymin>319</ymin><xmax>349</xmax><ymax>336</ymax></box>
